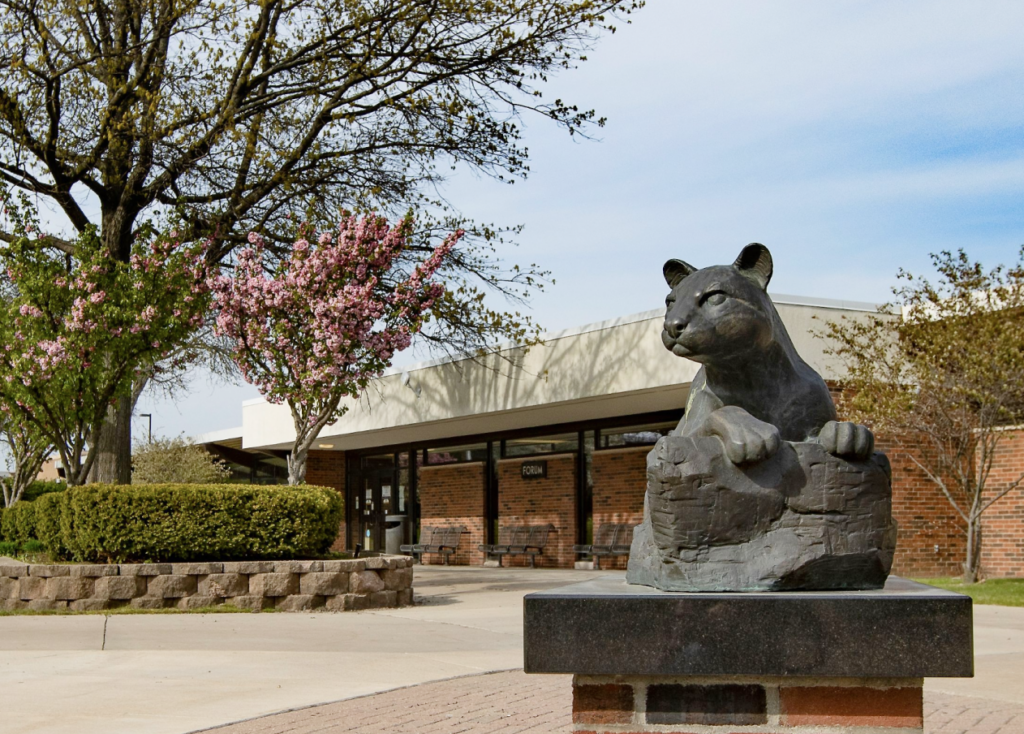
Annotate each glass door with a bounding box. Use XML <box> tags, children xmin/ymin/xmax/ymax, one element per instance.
<box><xmin>349</xmin><ymin>452</ymin><xmax>411</xmax><ymax>553</ymax></box>
<box><xmin>359</xmin><ymin>474</ymin><xmax>384</xmax><ymax>552</ymax></box>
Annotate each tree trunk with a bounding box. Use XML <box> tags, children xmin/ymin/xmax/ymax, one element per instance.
<box><xmin>286</xmin><ymin>448</ymin><xmax>307</xmax><ymax>486</ymax></box>
<box><xmin>89</xmin><ymin>207</ymin><xmax>138</xmax><ymax>484</ymax></box>
<box><xmin>90</xmin><ymin>395</ymin><xmax>133</xmax><ymax>484</ymax></box>
<box><xmin>963</xmin><ymin>516</ymin><xmax>982</xmax><ymax>584</ymax></box>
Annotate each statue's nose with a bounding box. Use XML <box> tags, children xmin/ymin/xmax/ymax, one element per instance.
<box><xmin>665</xmin><ymin>316</ymin><xmax>686</xmax><ymax>339</ymax></box>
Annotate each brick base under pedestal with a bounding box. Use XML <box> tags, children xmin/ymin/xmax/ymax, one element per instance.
<box><xmin>573</xmin><ymin>675</ymin><xmax>924</xmax><ymax>733</ymax></box>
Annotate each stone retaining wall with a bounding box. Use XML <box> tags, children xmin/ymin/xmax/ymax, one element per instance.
<box><xmin>0</xmin><ymin>556</ymin><xmax>413</xmax><ymax>612</ymax></box>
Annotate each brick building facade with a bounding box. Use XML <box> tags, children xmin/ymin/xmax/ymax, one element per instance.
<box><xmin>318</xmin><ymin>426</ymin><xmax>1024</xmax><ymax>578</ymax></box>
<box><xmin>497</xmin><ymin>454</ymin><xmax>577</xmax><ymax>568</ymax></box>
<box><xmin>205</xmin><ymin>299</ymin><xmax>1024</xmax><ymax>580</ymax></box>
<box><xmin>417</xmin><ymin>462</ymin><xmax>487</xmax><ymax>566</ymax></box>
<box><xmin>306</xmin><ymin>451</ymin><xmax>347</xmax><ymax>553</ymax></box>
<box><xmin>980</xmin><ymin>430</ymin><xmax>1024</xmax><ymax>577</ymax></box>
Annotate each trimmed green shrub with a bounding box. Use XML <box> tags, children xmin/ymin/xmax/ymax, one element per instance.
<box><xmin>52</xmin><ymin>483</ymin><xmax>342</xmax><ymax>562</ymax></box>
<box><xmin>34</xmin><ymin>491</ymin><xmax>68</xmax><ymax>559</ymax></box>
<box><xmin>0</xmin><ymin>540</ymin><xmax>18</xmax><ymax>556</ymax></box>
<box><xmin>22</xmin><ymin>480</ymin><xmax>66</xmax><ymax>503</ymax></box>
<box><xmin>0</xmin><ymin>500</ymin><xmax>37</xmax><ymax>543</ymax></box>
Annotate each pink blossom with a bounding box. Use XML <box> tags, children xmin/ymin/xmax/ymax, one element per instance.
<box><xmin>209</xmin><ymin>216</ymin><xmax>459</xmax><ymax>463</ymax></box>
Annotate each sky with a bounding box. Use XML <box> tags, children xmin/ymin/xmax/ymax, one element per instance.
<box><xmin>135</xmin><ymin>0</ymin><xmax>1024</xmax><ymax>443</ymax></box>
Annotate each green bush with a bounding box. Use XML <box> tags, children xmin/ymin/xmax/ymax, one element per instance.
<box><xmin>0</xmin><ymin>500</ymin><xmax>37</xmax><ymax>543</ymax></box>
<box><xmin>0</xmin><ymin>540</ymin><xmax>18</xmax><ymax>556</ymax></box>
<box><xmin>34</xmin><ymin>491</ymin><xmax>68</xmax><ymax>559</ymax></box>
<box><xmin>132</xmin><ymin>436</ymin><xmax>232</xmax><ymax>484</ymax></box>
<box><xmin>49</xmin><ymin>483</ymin><xmax>342</xmax><ymax>562</ymax></box>
<box><xmin>22</xmin><ymin>480</ymin><xmax>66</xmax><ymax>503</ymax></box>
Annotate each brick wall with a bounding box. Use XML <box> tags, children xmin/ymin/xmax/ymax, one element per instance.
<box><xmin>877</xmin><ymin>436</ymin><xmax>966</xmax><ymax>578</ymax></box>
<box><xmin>498</xmin><ymin>454</ymin><xmax>576</xmax><ymax>568</ymax></box>
<box><xmin>981</xmin><ymin>429</ymin><xmax>1024</xmax><ymax>578</ymax></box>
<box><xmin>307</xmin><ymin>450</ymin><xmax>347</xmax><ymax>552</ymax></box>
<box><xmin>417</xmin><ymin>462</ymin><xmax>486</xmax><ymax>566</ymax></box>
<box><xmin>591</xmin><ymin>447</ymin><xmax>648</xmax><ymax>570</ymax></box>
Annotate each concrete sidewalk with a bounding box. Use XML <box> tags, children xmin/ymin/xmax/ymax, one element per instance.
<box><xmin>0</xmin><ymin>567</ymin><xmax>600</xmax><ymax>734</ymax></box>
<box><xmin>1</xmin><ymin>567</ymin><xmax>1021</xmax><ymax>734</ymax></box>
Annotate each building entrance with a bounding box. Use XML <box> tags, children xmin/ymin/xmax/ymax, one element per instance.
<box><xmin>349</xmin><ymin>453</ymin><xmax>414</xmax><ymax>554</ymax></box>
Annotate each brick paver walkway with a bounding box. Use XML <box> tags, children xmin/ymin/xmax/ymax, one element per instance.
<box><xmin>203</xmin><ymin>670</ymin><xmax>1024</xmax><ymax>734</ymax></box>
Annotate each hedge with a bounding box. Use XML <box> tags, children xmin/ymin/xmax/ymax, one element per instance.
<box><xmin>2</xmin><ymin>484</ymin><xmax>343</xmax><ymax>563</ymax></box>
<box><xmin>0</xmin><ymin>500</ymin><xmax>37</xmax><ymax>544</ymax></box>
<box><xmin>22</xmin><ymin>480</ymin><xmax>66</xmax><ymax>503</ymax></box>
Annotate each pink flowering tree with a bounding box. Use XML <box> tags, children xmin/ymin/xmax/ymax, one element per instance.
<box><xmin>0</xmin><ymin>212</ymin><xmax>211</xmax><ymax>486</ymax></box>
<box><xmin>210</xmin><ymin>215</ymin><xmax>460</xmax><ymax>485</ymax></box>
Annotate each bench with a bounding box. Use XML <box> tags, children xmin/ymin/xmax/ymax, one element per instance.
<box><xmin>479</xmin><ymin>524</ymin><xmax>556</xmax><ymax>567</ymax></box>
<box><xmin>573</xmin><ymin>523</ymin><xmax>636</xmax><ymax>569</ymax></box>
<box><xmin>400</xmin><ymin>526</ymin><xmax>466</xmax><ymax>565</ymax></box>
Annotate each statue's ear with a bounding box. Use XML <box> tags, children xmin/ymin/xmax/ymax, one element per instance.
<box><xmin>663</xmin><ymin>259</ymin><xmax>697</xmax><ymax>288</ymax></box>
<box><xmin>733</xmin><ymin>243</ymin><xmax>773</xmax><ymax>290</ymax></box>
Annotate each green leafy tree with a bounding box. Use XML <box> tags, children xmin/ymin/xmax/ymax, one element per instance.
<box><xmin>0</xmin><ymin>206</ymin><xmax>211</xmax><ymax>485</ymax></box>
<box><xmin>0</xmin><ymin>0</ymin><xmax>644</xmax><ymax>482</ymax></box>
<box><xmin>820</xmin><ymin>249</ymin><xmax>1024</xmax><ymax>583</ymax></box>
<box><xmin>131</xmin><ymin>436</ymin><xmax>231</xmax><ymax>485</ymax></box>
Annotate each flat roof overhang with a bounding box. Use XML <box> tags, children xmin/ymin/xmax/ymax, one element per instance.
<box><xmin>245</xmin><ymin>382</ymin><xmax>690</xmax><ymax>453</ymax></box>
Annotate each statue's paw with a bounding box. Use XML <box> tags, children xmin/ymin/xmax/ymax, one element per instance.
<box><xmin>818</xmin><ymin>420</ymin><xmax>874</xmax><ymax>459</ymax></box>
<box><xmin>709</xmin><ymin>408</ymin><xmax>781</xmax><ymax>465</ymax></box>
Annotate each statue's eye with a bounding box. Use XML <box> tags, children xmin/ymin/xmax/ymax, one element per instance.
<box><xmin>665</xmin><ymin>294</ymin><xmax>676</xmax><ymax>307</ymax></box>
<box><xmin>702</xmin><ymin>291</ymin><xmax>726</xmax><ymax>306</ymax></box>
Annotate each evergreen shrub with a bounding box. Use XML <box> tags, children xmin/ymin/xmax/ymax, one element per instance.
<box><xmin>22</xmin><ymin>480</ymin><xmax>66</xmax><ymax>503</ymax></box>
<box><xmin>7</xmin><ymin>484</ymin><xmax>342</xmax><ymax>563</ymax></box>
<box><xmin>0</xmin><ymin>500</ymin><xmax>37</xmax><ymax>543</ymax></box>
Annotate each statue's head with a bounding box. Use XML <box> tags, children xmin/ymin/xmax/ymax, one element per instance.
<box><xmin>661</xmin><ymin>243</ymin><xmax>776</xmax><ymax>363</ymax></box>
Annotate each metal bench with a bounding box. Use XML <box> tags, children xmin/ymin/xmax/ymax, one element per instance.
<box><xmin>573</xmin><ymin>523</ymin><xmax>636</xmax><ymax>569</ymax></box>
<box><xmin>478</xmin><ymin>525</ymin><xmax>525</xmax><ymax>566</ymax></box>
<box><xmin>400</xmin><ymin>526</ymin><xmax>466</xmax><ymax>565</ymax></box>
<box><xmin>480</xmin><ymin>524</ymin><xmax>555</xmax><ymax>567</ymax></box>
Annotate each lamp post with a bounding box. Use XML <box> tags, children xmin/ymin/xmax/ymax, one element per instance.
<box><xmin>138</xmin><ymin>413</ymin><xmax>153</xmax><ymax>444</ymax></box>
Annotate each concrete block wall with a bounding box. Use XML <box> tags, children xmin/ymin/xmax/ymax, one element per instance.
<box><xmin>0</xmin><ymin>557</ymin><xmax>413</xmax><ymax>612</ymax></box>
<box><xmin>417</xmin><ymin>462</ymin><xmax>486</xmax><ymax>566</ymax></box>
<box><xmin>498</xmin><ymin>454</ymin><xmax>577</xmax><ymax>568</ymax></box>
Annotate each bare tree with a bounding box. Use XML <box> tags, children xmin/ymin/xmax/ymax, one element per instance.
<box><xmin>0</xmin><ymin>418</ymin><xmax>54</xmax><ymax>507</ymax></box>
<box><xmin>0</xmin><ymin>0</ymin><xmax>644</xmax><ymax>482</ymax></box>
<box><xmin>820</xmin><ymin>249</ymin><xmax>1024</xmax><ymax>583</ymax></box>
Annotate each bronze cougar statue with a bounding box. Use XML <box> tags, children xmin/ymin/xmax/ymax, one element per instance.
<box><xmin>626</xmin><ymin>244</ymin><xmax>897</xmax><ymax>592</ymax></box>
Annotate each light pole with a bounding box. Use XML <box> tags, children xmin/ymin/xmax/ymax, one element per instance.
<box><xmin>138</xmin><ymin>413</ymin><xmax>153</xmax><ymax>444</ymax></box>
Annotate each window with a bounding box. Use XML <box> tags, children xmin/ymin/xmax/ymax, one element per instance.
<box><xmin>502</xmin><ymin>432</ymin><xmax>578</xmax><ymax>458</ymax></box>
<box><xmin>362</xmin><ymin>453</ymin><xmax>395</xmax><ymax>470</ymax></box>
<box><xmin>426</xmin><ymin>443</ymin><xmax>488</xmax><ymax>465</ymax></box>
<box><xmin>252</xmin><ymin>453</ymin><xmax>288</xmax><ymax>484</ymax></box>
<box><xmin>597</xmin><ymin>422</ymin><xmax>675</xmax><ymax>450</ymax></box>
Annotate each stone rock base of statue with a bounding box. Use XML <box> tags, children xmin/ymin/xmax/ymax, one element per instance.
<box><xmin>625</xmin><ymin>434</ymin><xmax>897</xmax><ymax>592</ymax></box>
<box><xmin>524</xmin><ymin>576</ymin><xmax>973</xmax><ymax>734</ymax></box>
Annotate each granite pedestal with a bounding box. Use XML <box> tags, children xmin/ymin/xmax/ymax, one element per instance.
<box><xmin>524</xmin><ymin>575</ymin><xmax>973</xmax><ymax>733</ymax></box>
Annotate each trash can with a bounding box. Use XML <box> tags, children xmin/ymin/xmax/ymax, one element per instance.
<box><xmin>384</xmin><ymin>515</ymin><xmax>409</xmax><ymax>556</ymax></box>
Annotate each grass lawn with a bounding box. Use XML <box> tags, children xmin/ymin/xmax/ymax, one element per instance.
<box><xmin>914</xmin><ymin>577</ymin><xmax>1024</xmax><ymax>606</ymax></box>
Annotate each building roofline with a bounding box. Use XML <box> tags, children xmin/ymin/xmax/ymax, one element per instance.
<box><xmin>194</xmin><ymin>426</ymin><xmax>244</xmax><ymax>444</ymax></box>
<box><xmin>238</xmin><ymin>292</ymin><xmax>880</xmax><ymax>409</ymax></box>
